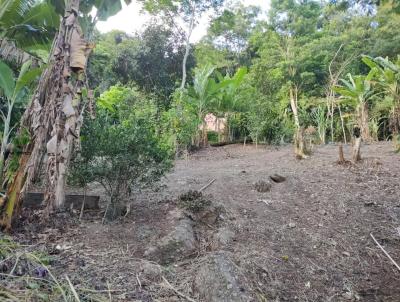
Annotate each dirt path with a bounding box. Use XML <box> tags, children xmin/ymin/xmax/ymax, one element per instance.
<box><xmin>11</xmin><ymin>143</ymin><xmax>400</xmax><ymax>301</ymax></box>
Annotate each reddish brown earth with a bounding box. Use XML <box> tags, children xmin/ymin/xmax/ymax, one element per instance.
<box><xmin>6</xmin><ymin>142</ymin><xmax>400</xmax><ymax>301</ymax></box>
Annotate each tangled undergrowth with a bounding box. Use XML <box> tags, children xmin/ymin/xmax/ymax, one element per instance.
<box><xmin>0</xmin><ymin>237</ymin><xmax>109</xmax><ymax>302</ymax></box>
<box><xmin>177</xmin><ymin>190</ymin><xmax>211</xmax><ymax>213</ymax></box>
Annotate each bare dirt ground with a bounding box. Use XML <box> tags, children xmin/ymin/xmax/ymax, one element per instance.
<box><xmin>6</xmin><ymin>142</ymin><xmax>400</xmax><ymax>301</ymax></box>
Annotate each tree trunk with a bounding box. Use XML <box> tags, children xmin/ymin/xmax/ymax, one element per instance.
<box><xmin>0</xmin><ymin>152</ymin><xmax>30</xmax><ymax>230</ymax></box>
<box><xmin>359</xmin><ymin>102</ymin><xmax>370</xmax><ymax>142</ymax></box>
<box><xmin>179</xmin><ymin>7</ymin><xmax>195</xmax><ymax>90</ymax></box>
<box><xmin>390</xmin><ymin>104</ymin><xmax>400</xmax><ymax>150</ymax></box>
<box><xmin>352</xmin><ymin>137</ymin><xmax>362</xmax><ymax>163</ymax></box>
<box><xmin>338</xmin><ymin>143</ymin><xmax>345</xmax><ymax>164</ymax></box>
<box><xmin>290</xmin><ymin>86</ymin><xmax>306</xmax><ymax>159</ymax></box>
<box><xmin>0</xmin><ymin>102</ymin><xmax>13</xmax><ymax>183</ymax></box>
<box><xmin>338</xmin><ymin>104</ymin><xmax>347</xmax><ymax>144</ymax></box>
<box><xmin>201</xmin><ymin>119</ymin><xmax>208</xmax><ymax>147</ymax></box>
<box><xmin>0</xmin><ymin>0</ymin><xmax>91</xmax><ymax>228</ymax></box>
<box><xmin>330</xmin><ymin>101</ymin><xmax>334</xmax><ymax>143</ymax></box>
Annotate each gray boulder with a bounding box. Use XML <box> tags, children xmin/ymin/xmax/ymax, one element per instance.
<box><xmin>144</xmin><ymin>210</ymin><xmax>196</xmax><ymax>264</ymax></box>
<box><xmin>194</xmin><ymin>252</ymin><xmax>253</xmax><ymax>302</ymax></box>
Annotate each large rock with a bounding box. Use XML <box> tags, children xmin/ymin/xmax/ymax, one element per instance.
<box><xmin>214</xmin><ymin>227</ymin><xmax>235</xmax><ymax>246</ymax></box>
<box><xmin>194</xmin><ymin>252</ymin><xmax>253</xmax><ymax>302</ymax></box>
<box><xmin>144</xmin><ymin>210</ymin><xmax>196</xmax><ymax>264</ymax></box>
<box><xmin>138</xmin><ymin>260</ymin><xmax>162</xmax><ymax>286</ymax></box>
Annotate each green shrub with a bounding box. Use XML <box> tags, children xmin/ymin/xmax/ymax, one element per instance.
<box><xmin>69</xmin><ymin>86</ymin><xmax>173</xmax><ymax>219</ymax></box>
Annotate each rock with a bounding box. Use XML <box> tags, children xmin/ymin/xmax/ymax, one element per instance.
<box><xmin>342</xmin><ymin>251</ymin><xmax>350</xmax><ymax>257</ymax></box>
<box><xmin>288</xmin><ymin>222</ymin><xmax>296</xmax><ymax>228</ymax></box>
<box><xmin>342</xmin><ymin>291</ymin><xmax>360</xmax><ymax>301</ymax></box>
<box><xmin>342</xmin><ymin>291</ymin><xmax>353</xmax><ymax>300</ymax></box>
<box><xmin>215</xmin><ymin>227</ymin><xmax>235</xmax><ymax>246</ymax></box>
<box><xmin>270</xmin><ymin>174</ymin><xmax>286</xmax><ymax>183</ymax></box>
<box><xmin>137</xmin><ymin>225</ymin><xmax>154</xmax><ymax>240</ymax></box>
<box><xmin>254</xmin><ymin>180</ymin><xmax>272</xmax><ymax>193</ymax></box>
<box><xmin>139</xmin><ymin>261</ymin><xmax>162</xmax><ymax>284</ymax></box>
<box><xmin>364</xmin><ymin>200</ymin><xmax>376</xmax><ymax>207</ymax></box>
<box><xmin>318</xmin><ymin>209</ymin><xmax>327</xmax><ymax>215</ymax></box>
<box><xmin>194</xmin><ymin>252</ymin><xmax>252</xmax><ymax>302</ymax></box>
<box><xmin>144</xmin><ymin>217</ymin><xmax>196</xmax><ymax>264</ymax></box>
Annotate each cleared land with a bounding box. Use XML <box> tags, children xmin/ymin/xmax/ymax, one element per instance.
<box><xmin>5</xmin><ymin>142</ymin><xmax>400</xmax><ymax>301</ymax></box>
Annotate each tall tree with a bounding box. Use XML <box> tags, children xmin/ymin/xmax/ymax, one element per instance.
<box><xmin>207</xmin><ymin>4</ymin><xmax>260</xmax><ymax>54</ymax></box>
<box><xmin>140</xmin><ymin>0</ymin><xmax>224</xmax><ymax>89</ymax></box>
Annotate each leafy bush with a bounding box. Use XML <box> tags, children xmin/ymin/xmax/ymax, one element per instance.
<box><xmin>162</xmin><ymin>89</ymin><xmax>200</xmax><ymax>153</ymax></box>
<box><xmin>69</xmin><ymin>86</ymin><xmax>173</xmax><ymax>219</ymax></box>
<box><xmin>178</xmin><ymin>190</ymin><xmax>211</xmax><ymax>213</ymax></box>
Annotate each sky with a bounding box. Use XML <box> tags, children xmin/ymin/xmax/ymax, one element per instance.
<box><xmin>96</xmin><ymin>0</ymin><xmax>271</xmax><ymax>42</ymax></box>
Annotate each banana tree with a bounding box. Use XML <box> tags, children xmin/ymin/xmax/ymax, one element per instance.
<box><xmin>311</xmin><ymin>105</ymin><xmax>327</xmax><ymax>144</ymax></box>
<box><xmin>362</xmin><ymin>55</ymin><xmax>400</xmax><ymax>140</ymax></box>
<box><xmin>0</xmin><ymin>0</ymin><xmax>60</xmax><ymax>62</ymax></box>
<box><xmin>213</xmin><ymin>67</ymin><xmax>247</xmax><ymax>142</ymax></box>
<box><xmin>0</xmin><ymin>0</ymin><xmax>132</xmax><ymax>230</ymax></box>
<box><xmin>334</xmin><ymin>73</ymin><xmax>374</xmax><ymax>142</ymax></box>
<box><xmin>187</xmin><ymin>64</ymin><xmax>221</xmax><ymax>146</ymax></box>
<box><xmin>0</xmin><ymin>60</ymin><xmax>41</xmax><ymax>183</ymax></box>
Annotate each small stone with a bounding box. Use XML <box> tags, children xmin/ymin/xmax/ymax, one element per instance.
<box><xmin>342</xmin><ymin>291</ymin><xmax>353</xmax><ymax>300</ymax></box>
<box><xmin>270</xmin><ymin>174</ymin><xmax>286</xmax><ymax>183</ymax></box>
<box><xmin>288</xmin><ymin>222</ymin><xmax>296</xmax><ymax>228</ymax></box>
<box><xmin>342</xmin><ymin>251</ymin><xmax>350</xmax><ymax>257</ymax></box>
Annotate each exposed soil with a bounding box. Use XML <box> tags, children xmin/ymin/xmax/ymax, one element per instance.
<box><xmin>4</xmin><ymin>142</ymin><xmax>400</xmax><ymax>301</ymax></box>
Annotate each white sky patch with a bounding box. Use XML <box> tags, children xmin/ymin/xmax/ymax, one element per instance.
<box><xmin>96</xmin><ymin>0</ymin><xmax>270</xmax><ymax>42</ymax></box>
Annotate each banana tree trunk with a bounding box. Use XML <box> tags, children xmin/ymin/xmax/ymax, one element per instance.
<box><xmin>358</xmin><ymin>102</ymin><xmax>370</xmax><ymax>142</ymax></box>
<box><xmin>0</xmin><ymin>0</ymin><xmax>91</xmax><ymax>229</ymax></box>
<box><xmin>391</xmin><ymin>104</ymin><xmax>400</xmax><ymax>151</ymax></box>
<box><xmin>338</xmin><ymin>104</ymin><xmax>347</xmax><ymax>144</ymax></box>
<box><xmin>0</xmin><ymin>101</ymin><xmax>13</xmax><ymax>184</ymax></box>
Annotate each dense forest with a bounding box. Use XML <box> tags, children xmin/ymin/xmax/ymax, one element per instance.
<box><xmin>1</xmin><ymin>0</ymin><xmax>400</xmax><ymax>301</ymax></box>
